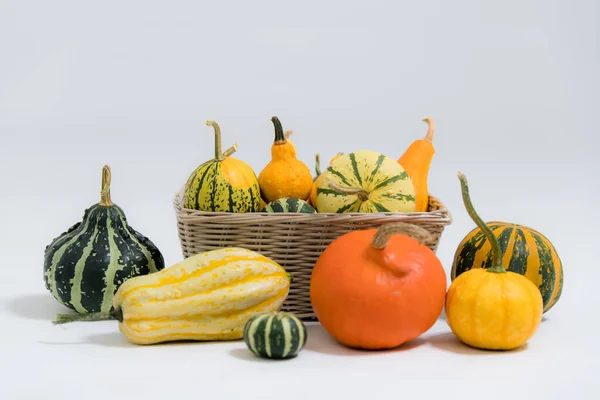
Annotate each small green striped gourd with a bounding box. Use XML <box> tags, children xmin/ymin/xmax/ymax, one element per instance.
<box><xmin>184</xmin><ymin>120</ymin><xmax>260</xmax><ymax>213</ymax></box>
<box><xmin>43</xmin><ymin>166</ymin><xmax>164</xmax><ymax>314</ymax></box>
<box><xmin>451</xmin><ymin>222</ymin><xmax>563</xmax><ymax>313</ymax></box>
<box><xmin>243</xmin><ymin>311</ymin><xmax>307</xmax><ymax>359</ymax></box>
<box><xmin>261</xmin><ymin>198</ymin><xmax>316</xmax><ymax>213</ymax></box>
<box><xmin>315</xmin><ymin>150</ymin><xmax>416</xmax><ymax>213</ymax></box>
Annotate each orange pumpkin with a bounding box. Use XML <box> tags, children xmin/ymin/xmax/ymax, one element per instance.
<box><xmin>310</xmin><ymin>223</ymin><xmax>446</xmax><ymax>350</ymax></box>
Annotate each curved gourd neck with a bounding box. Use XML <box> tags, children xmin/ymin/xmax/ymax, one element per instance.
<box><xmin>423</xmin><ymin>117</ymin><xmax>435</xmax><ymax>142</ymax></box>
<box><xmin>458</xmin><ymin>172</ymin><xmax>505</xmax><ymax>273</ymax></box>
<box><xmin>270</xmin><ymin>117</ymin><xmax>296</xmax><ymax>161</ymax></box>
<box><xmin>99</xmin><ymin>165</ymin><xmax>113</xmax><ymax>206</ymax></box>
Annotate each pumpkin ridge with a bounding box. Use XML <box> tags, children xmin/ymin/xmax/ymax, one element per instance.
<box><xmin>367</xmin><ymin>153</ymin><xmax>387</xmax><ymax>186</ymax></box>
<box><xmin>113</xmin><ymin>207</ymin><xmax>161</xmax><ymax>274</ymax></box>
<box><xmin>373</xmin><ymin>172</ymin><xmax>406</xmax><ymax>190</ymax></box>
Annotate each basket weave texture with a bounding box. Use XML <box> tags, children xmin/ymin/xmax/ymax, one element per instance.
<box><xmin>173</xmin><ymin>188</ymin><xmax>452</xmax><ymax>321</ymax></box>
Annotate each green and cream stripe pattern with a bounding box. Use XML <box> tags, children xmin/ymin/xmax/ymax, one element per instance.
<box><xmin>43</xmin><ymin>203</ymin><xmax>164</xmax><ymax>314</ymax></box>
<box><xmin>244</xmin><ymin>311</ymin><xmax>307</xmax><ymax>359</ymax></box>
<box><xmin>261</xmin><ymin>197</ymin><xmax>316</xmax><ymax>213</ymax></box>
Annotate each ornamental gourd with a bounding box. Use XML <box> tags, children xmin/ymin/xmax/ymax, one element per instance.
<box><xmin>43</xmin><ymin>165</ymin><xmax>165</xmax><ymax>314</ymax></box>
<box><xmin>244</xmin><ymin>311</ymin><xmax>307</xmax><ymax>359</ymax></box>
<box><xmin>315</xmin><ymin>150</ymin><xmax>416</xmax><ymax>213</ymax></box>
<box><xmin>54</xmin><ymin>247</ymin><xmax>292</xmax><ymax>345</ymax></box>
<box><xmin>451</xmin><ymin>222</ymin><xmax>563</xmax><ymax>313</ymax></box>
<box><xmin>258</xmin><ymin>117</ymin><xmax>313</xmax><ymax>203</ymax></box>
<box><xmin>261</xmin><ymin>198</ymin><xmax>316</xmax><ymax>213</ymax></box>
<box><xmin>398</xmin><ymin>117</ymin><xmax>436</xmax><ymax>212</ymax></box>
<box><xmin>445</xmin><ymin>173</ymin><xmax>543</xmax><ymax>351</ymax></box>
<box><xmin>184</xmin><ymin>120</ymin><xmax>261</xmax><ymax>213</ymax></box>
<box><xmin>310</xmin><ymin>223</ymin><xmax>447</xmax><ymax>349</ymax></box>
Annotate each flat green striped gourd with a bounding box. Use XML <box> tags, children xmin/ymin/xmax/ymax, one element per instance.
<box><xmin>243</xmin><ymin>311</ymin><xmax>307</xmax><ymax>359</ymax></box>
<box><xmin>43</xmin><ymin>165</ymin><xmax>164</xmax><ymax>314</ymax></box>
<box><xmin>451</xmin><ymin>222</ymin><xmax>563</xmax><ymax>313</ymax></box>
<box><xmin>315</xmin><ymin>150</ymin><xmax>416</xmax><ymax>213</ymax></box>
<box><xmin>184</xmin><ymin>120</ymin><xmax>260</xmax><ymax>213</ymax></box>
<box><xmin>261</xmin><ymin>197</ymin><xmax>316</xmax><ymax>213</ymax></box>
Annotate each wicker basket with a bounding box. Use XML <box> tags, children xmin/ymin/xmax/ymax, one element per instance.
<box><xmin>173</xmin><ymin>187</ymin><xmax>452</xmax><ymax>321</ymax></box>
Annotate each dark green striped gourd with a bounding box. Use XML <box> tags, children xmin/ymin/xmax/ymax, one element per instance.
<box><xmin>261</xmin><ymin>197</ymin><xmax>316</xmax><ymax>213</ymax></box>
<box><xmin>451</xmin><ymin>222</ymin><xmax>563</xmax><ymax>313</ymax></box>
<box><xmin>43</xmin><ymin>165</ymin><xmax>164</xmax><ymax>314</ymax></box>
<box><xmin>243</xmin><ymin>311</ymin><xmax>307</xmax><ymax>359</ymax></box>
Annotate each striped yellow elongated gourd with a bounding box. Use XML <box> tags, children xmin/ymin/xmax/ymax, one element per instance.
<box><xmin>53</xmin><ymin>247</ymin><xmax>292</xmax><ymax>345</ymax></box>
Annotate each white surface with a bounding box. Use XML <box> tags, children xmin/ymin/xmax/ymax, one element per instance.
<box><xmin>1</xmin><ymin>1</ymin><xmax>598</xmax><ymax>399</ymax></box>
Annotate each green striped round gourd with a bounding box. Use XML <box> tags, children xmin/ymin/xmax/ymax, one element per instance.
<box><xmin>43</xmin><ymin>166</ymin><xmax>164</xmax><ymax>314</ymax></box>
<box><xmin>261</xmin><ymin>197</ymin><xmax>316</xmax><ymax>213</ymax></box>
<box><xmin>451</xmin><ymin>221</ymin><xmax>563</xmax><ymax>313</ymax></box>
<box><xmin>315</xmin><ymin>150</ymin><xmax>416</xmax><ymax>213</ymax></box>
<box><xmin>184</xmin><ymin>120</ymin><xmax>260</xmax><ymax>213</ymax></box>
<box><xmin>243</xmin><ymin>311</ymin><xmax>307</xmax><ymax>359</ymax></box>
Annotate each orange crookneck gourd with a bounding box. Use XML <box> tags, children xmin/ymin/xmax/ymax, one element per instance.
<box><xmin>398</xmin><ymin>118</ymin><xmax>436</xmax><ymax>212</ymax></box>
<box><xmin>258</xmin><ymin>117</ymin><xmax>313</xmax><ymax>203</ymax></box>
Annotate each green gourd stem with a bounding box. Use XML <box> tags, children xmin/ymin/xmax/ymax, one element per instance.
<box><xmin>53</xmin><ymin>307</ymin><xmax>123</xmax><ymax>324</ymax></box>
<box><xmin>271</xmin><ymin>116</ymin><xmax>286</xmax><ymax>144</ymax></box>
<box><xmin>423</xmin><ymin>117</ymin><xmax>435</xmax><ymax>142</ymax></box>
<box><xmin>458</xmin><ymin>172</ymin><xmax>505</xmax><ymax>273</ymax></box>
<box><xmin>206</xmin><ymin>120</ymin><xmax>224</xmax><ymax>161</ymax></box>
<box><xmin>99</xmin><ymin>165</ymin><xmax>113</xmax><ymax>206</ymax></box>
<box><xmin>286</xmin><ymin>272</ymin><xmax>293</xmax><ymax>283</ymax></box>
<box><xmin>315</xmin><ymin>153</ymin><xmax>322</xmax><ymax>176</ymax></box>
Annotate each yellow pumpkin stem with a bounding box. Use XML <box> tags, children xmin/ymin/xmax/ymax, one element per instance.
<box><xmin>99</xmin><ymin>165</ymin><xmax>113</xmax><ymax>206</ymax></box>
<box><xmin>206</xmin><ymin>120</ymin><xmax>224</xmax><ymax>161</ymax></box>
<box><xmin>372</xmin><ymin>222</ymin><xmax>434</xmax><ymax>249</ymax></box>
<box><xmin>223</xmin><ymin>141</ymin><xmax>238</xmax><ymax>157</ymax></box>
<box><xmin>458</xmin><ymin>172</ymin><xmax>505</xmax><ymax>273</ymax></box>
<box><xmin>423</xmin><ymin>117</ymin><xmax>435</xmax><ymax>142</ymax></box>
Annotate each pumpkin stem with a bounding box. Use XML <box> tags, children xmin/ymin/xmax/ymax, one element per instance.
<box><xmin>458</xmin><ymin>172</ymin><xmax>505</xmax><ymax>273</ymax></box>
<box><xmin>315</xmin><ymin>153</ymin><xmax>322</xmax><ymax>176</ymax></box>
<box><xmin>372</xmin><ymin>222</ymin><xmax>434</xmax><ymax>249</ymax></box>
<box><xmin>423</xmin><ymin>117</ymin><xmax>435</xmax><ymax>142</ymax></box>
<box><xmin>53</xmin><ymin>307</ymin><xmax>123</xmax><ymax>324</ymax></box>
<box><xmin>223</xmin><ymin>141</ymin><xmax>238</xmax><ymax>157</ymax></box>
<box><xmin>271</xmin><ymin>116</ymin><xmax>286</xmax><ymax>144</ymax></box>
<box><xmin>329</xmin><ymin>182</ymin><xmax>369</xmax><ymax>201</ymax></box>
<box><xmin>99</xmin><ymin>165</ymin><xmax>113</xmax><ymax>206</ymax></box>
<box><xmin>206</xmin><ymin>120</ymin><xmax>224</xmax><ymax>161</ymax></box>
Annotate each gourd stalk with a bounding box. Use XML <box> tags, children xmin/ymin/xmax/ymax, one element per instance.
<box><xmin>329</xmin><ymin>182</ymin><xmax>369</xmax><ymax>202</ymax></box>
<box><xmin>458</xmin><ymin>172</ymin><xmax>505</xmax><ymax>273</ymax></box>
<box><xmin>315</xmin><ymin>153</ymin><xmax>322</xmax><ymax>176</ymax></box>
<box><xmin>423</xmin><ymin>117</ymin><xmax>435</xmax><ymax>142</ymax></box>
<box><xmin>99</xmin><ymin>165</ymin><xmax>113</xmax><ymax>206</ymax></box>
<box><xmin>53</xmin><ymin>308</ymin><xmax>123</xmax><ymax>324</ymax></box>
<box><xmin>271</xmin><ymin>116</ymin><xmax>286</xmax><ymax>144</ymax></box>
<box><xmin>372</xmin><ymin>222</ymin><xmax>434</xmax><ymax>249</ymax></box>
<box><xmin>207</xmin><ymin>120</ymin><xmax>224</xmax><ymax>161</ymax></box>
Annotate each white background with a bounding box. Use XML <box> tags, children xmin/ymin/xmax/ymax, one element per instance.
<box><xmin>1</xmin><ymin>1</ymin><xmax>598</xmax><ymax>399</ymax></box>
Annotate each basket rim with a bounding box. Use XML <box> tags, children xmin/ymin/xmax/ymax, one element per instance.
<box><xmin>173</xmin><ymin>186</ymin><xmax>453</xmax><ymax>224</ymax></box>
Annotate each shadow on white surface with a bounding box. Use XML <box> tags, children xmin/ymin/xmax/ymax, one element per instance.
<box><xmin>303</xmin><ymin>324</ymin><xmax>426</xmax><ymax>356</ymax></box>
<box><xmin>5</xmin><ymin>293</ymin><xmax>70</xmax><ymax>321</ymax></box>
<box><xmin>425</xmin><ymin>332</ymin><xmax>529</xmax><ymax>355</ymax></box>
<box><xmin>86</xmin><ymin>332</ymin><xmax>137</xmax><ymax>348</ymax></box>
<box><xmin>229</xmin><ymin>348</ymin><xmax>290</xmax><ymax>363</ymax></box>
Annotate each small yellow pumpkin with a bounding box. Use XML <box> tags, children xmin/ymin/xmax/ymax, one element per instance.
<box><xmin>445</xmin><ymin>173</ymin><xmax>543</xmax><ymax>351</ymax></box>
<box><xmin>258</xmin><ymin>117</ymin><xmax>313</xmax><ymax>203</ymax></box>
